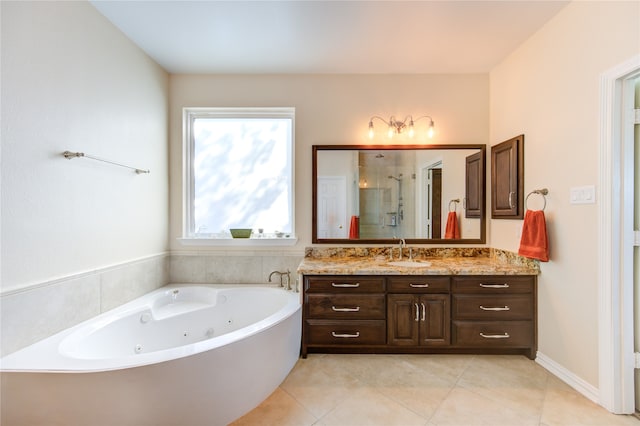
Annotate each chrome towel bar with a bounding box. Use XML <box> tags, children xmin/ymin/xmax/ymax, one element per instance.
<box><xmin>62</xmin><ymin>151</ymin><xmax>150</xmax><ymax>174</ymax></box>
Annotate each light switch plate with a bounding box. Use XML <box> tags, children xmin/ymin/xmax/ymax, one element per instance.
<box><xmin>570</xmin><ymin>185</ymin><xmax>596</xmax><ymax>204</ymax></box>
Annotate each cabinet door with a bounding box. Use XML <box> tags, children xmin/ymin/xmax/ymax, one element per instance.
<box><xmin>418</xmin><ymin>295</ymin><xmax>450</xmax><ymax>346</ymax></box>
<box><xmin>387</xmin><ymin>294</ymin><xmax>419</xmax><ymax>345</ymax></box>
<box><xmin>465</xmin><ymin>151</ymin><xmax>483</xmax><ymax>218</ymax></box>
<box><xmin>491</xmin><ymin>135</ymin><xmax>524</xmax><ymax>218</ymax></box>
<box><xmin>388</xmin><ymin>294</ymin><xmax>450</xmax><ymax>346</ymax></box>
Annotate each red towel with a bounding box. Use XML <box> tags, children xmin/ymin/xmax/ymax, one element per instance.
<box><xmin>518</xmin><ymin>210</ymin><xmax>549</xmax><ymax>261</ymax></box>
<box><xmin>348</xmin><ymin>215</ymin><xmax>359</xmax><ymax>239</ymax></box>
<box><xmin>444</xmin><ymin>211</ymin><xmax>460</xmax><ymax>239</ymax></box>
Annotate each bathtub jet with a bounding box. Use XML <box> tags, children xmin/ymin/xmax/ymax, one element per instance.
<box><xmin>1</xmin><ymin>284</ymin><xmax>302</xmax><ymax>426</ymax></box>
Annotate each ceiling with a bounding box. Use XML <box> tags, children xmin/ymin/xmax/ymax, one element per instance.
<box><xmin>90</xmin><ymin>0</ymin><xmax>570</xmax><ymax>74</ymax></box>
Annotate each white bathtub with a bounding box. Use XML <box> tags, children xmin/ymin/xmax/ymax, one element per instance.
<box><xmin>0</xmin><ymin>284</ymin><xmax>302</xmax><ymax>426</ymax></box>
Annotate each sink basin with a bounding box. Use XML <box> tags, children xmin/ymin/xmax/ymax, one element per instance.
<box><xmin>387</xmin><ymin>260</ymin><xmax>431</xmax><ymax>268</ymax></box>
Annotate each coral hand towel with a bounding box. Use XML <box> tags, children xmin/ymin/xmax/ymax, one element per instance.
<box><xmin>518</xmin><ymin>210</ymin><xmax>549</xmax><ymax>262</ymax></box>
<box><xmin>348</xmin><ymin>215</ymin><xmax>359</xmax><ymax>239</ymax></box>
<box><xmin>444</xmin><ymin>211</ymin><xmax>460</xmax><ymax>239</ymax></box>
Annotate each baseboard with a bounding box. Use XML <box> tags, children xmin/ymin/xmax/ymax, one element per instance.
<box><xmin>535</xmin><ymin>351</ymin><xmax>600</xmax><ymax>405</ymax></box>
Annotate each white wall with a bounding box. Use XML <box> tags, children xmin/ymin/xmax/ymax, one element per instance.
<box><xmin>169</xmin><ymin>74</ymin><xmax>489</xmax><ymax>252</ymax></box>
<box><xmin>490</xmin><ymin>1</ymin><xmax>640</xmax><ymax>388</ymax></box>
<box><xmin>1</xmin><ymin>1</ymin><xmax>169</xmax><ymax>293</ymax></box>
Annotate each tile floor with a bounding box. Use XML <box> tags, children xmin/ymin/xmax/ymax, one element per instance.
<box><xmin>231</xmin><ymin>354</ymin><xmax>639</xmax><ymax>426</ymax></box>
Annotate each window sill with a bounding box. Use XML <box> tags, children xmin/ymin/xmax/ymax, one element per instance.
<box><xmin>177</xmin><ymin>237</ymin><xmax>298</xmax><ymax>247</ymax></box>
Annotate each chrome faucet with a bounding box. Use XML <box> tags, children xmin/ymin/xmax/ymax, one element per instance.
<box><xmin>398</xmin><ymin>238</ymin><xmax>406</xmax><ymax>260</ymax></box>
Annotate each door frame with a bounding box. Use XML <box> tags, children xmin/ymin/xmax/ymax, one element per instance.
<box><xmin>599</xmin><ymin>54</ymin><xmax>640</xmax><ymax>413</ymax></box>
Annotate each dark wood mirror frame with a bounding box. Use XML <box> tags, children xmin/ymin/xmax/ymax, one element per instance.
<box><xmin>312</xmin><ymin>144</ymin><xmax>486</xmax><ymax>245</ymax></box>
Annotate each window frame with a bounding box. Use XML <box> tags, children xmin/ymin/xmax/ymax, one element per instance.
<box><xmin>180</xmin><ymin>107</ymin><xmax>296</xmax><ymax>246</ymax></box>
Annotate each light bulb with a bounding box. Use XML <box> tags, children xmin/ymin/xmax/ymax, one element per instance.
<box><xmin>368</xmin><ymin>121</ymin><xmax>374</xmax><ymax>139</ymax></box>
<box><xmin>408</xmin><ymin>120</ymin><xmax>415</xmax><ymax>138</ymax></box>
<box><xmin>428</xmin><ymin>120</ymin><xmax>435</xmax><ymax>138</ymax></box>
<box><xmin>387</xmin><ymin>124</ymin><xmax>394</xmax><ymax>138</ymax></box>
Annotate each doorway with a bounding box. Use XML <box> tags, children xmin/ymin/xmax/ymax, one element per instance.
<box><xmin>423</xmin><ymin>161</ymin><xmax>442</xmax><ymax>238</ymax></box>
<box><xmin>599</xmin><ymin>54</ymin><xmax>640</xmax><ymax>414</ymax></box>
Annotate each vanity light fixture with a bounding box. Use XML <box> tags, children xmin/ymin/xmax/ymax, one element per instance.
<box><xmin>368</xmin><ymin>115</ymin><xmax>435</xmax><ymax>140</ymax></box>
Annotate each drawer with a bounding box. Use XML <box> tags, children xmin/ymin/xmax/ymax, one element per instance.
<box><xmin>305</xmin><ymin>320</ymin><xmax>386</xmax><ymax>345</ymax></box>
<box><xmin>453</xmin><ymin>321</ymin><xmax>533</xmax><ymax>347</ymax></box>
<box><xmin>306</xmin><ymin>294</ymin><xmax>386</xmax><ymax>319</ymax></box>
<box><xmin>387</xmin><ymin>276</ymin><xmax>450</xmax><ymax>293</ymax></box>
<box><xmin>452</xmin><ymin>295</ymin><xmax>533</xmax><ymax>320</ymax></box>
<box><xmin>305</xmin><ymin>276</ymin><xmax>385</xmax><ymax>293</ymax></box>
<box><xmin>452</xmin><ymin>276</ymin><xmax>535</xmax><ymax>294</ymax></box>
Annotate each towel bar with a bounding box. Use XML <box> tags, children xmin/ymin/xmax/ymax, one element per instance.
<box><xmin>62</xmin><ymin>151</ymin><xmax>150</xmax><ymax>174</ymax></box>
<box><xmin>525</xmin><ymin>188</ymin><xmax>548</xmax><ymax>211</ymax></box>
<box><xmin>448</xmin><ymin>198</ymin><xmax>460</xmax><ymax>212</ymax></box>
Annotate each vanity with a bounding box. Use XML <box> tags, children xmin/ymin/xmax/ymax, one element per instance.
<box><xmin>298</xmin><ymin>248</ymin><xmax>539</xmax><ymax>359</ymax></box>
<box><xmin>304</xmin><ymin>143</ymin><xmax>539</xmax><ymax>359</ymax></box>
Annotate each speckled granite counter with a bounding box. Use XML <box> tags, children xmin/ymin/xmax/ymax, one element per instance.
<box><xmin>297</xmin><ymin>247</ymin><xmax>539</xmax><ymax>276</ymax></box>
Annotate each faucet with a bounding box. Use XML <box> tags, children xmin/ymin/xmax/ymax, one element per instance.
<box><xmin>398</xmin><ymin>238</ymin><xmax>406</xmax><ymax>260</ymax></box>
<box><xmin>268</xmin><ymin>270</ymin><xmax>292</xmax><ymax>290</ymax></box>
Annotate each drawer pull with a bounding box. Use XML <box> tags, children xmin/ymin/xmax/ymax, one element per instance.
<box><xmin>409</xmin><ymin>283</ymin><xmax>430</xmax><ymax>288</ymax></box>
<box><xmin>415</xmin><ymin>303</ymin><xmax>420</xmax><ymax>322</ymax></box>
<box><xmin>421</xmin><ymin>303</ymin><xmax>426</xmax><ymax>322</ymax></box>
<box><xmin>331</xmin><ymin>331</ymin><xmax>360</xmax><ymax>338</ymax></box>
<box><xmin>331</xmin><ymin>306</ymin><xmax>360</xmax><ymax>312</ymax></box>
<box><xmin>479</xmin><ymin>283</ymin><xmax>510</xmax><ymax>288</ymax></box>
<box><xmin>480</xmin><ymin>332</ymin><xmax>510</xmax><ymax>339</ymax></box>
<box><xmin>331</xmin><ymin>282</ymin><xmax>360</xmax><ymax>288</ymax></box>
<box><xmin>479</xmin><ymin>305</ymin><xmax>510</xmax><ymax>311</ymax></box>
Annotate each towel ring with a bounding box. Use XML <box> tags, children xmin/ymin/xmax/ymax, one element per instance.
<box><xmin>525</xmin><ymin>188</ymin><xmax>548</xmax><ymax>211</ymax></box>
<box><xmin>449</xmin><ymin>199</ymin><xmax>460</xmax><ymax>212</ymax></box>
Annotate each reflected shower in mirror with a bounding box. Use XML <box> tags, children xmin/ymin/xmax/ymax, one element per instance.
<box><xmin>312</xmin><ymin>144</ymin><xmax>486</xmax><ymax>244</ymax></box>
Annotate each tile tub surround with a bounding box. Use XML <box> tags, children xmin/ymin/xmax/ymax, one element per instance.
<box><xmin>298</xmin><ymin>247</ymin><xmax>540</xmax><ymax>276</ymax></box>
<box><xmin>169</xmin><ymin>252</ymin><xmax>304</xmax><ymax>285</ymax></box>
<box><xmin>0</xmin><ymin>254</ymin><xmax>169</xmax><ymax>357</ymax></box>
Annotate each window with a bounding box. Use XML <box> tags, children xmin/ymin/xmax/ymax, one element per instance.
<box><xmin>182</xmin><ymin>107</ymin><xmax>295</xmax><ymax>244</ymax></box>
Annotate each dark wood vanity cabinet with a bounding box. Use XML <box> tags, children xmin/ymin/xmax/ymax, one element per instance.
<box><xmin>387</xmin><ymin>276</ymin><xmax>450</xmax><ymax>346</ymax></box>
<box><xmin>303</xmin><ymin>276</ymin><xmax>386</xmax><ymax>351</ymax></box>
<box><xmin>302</xmin><ymin>274</ymin><xmax>537</xmax><ymax>359</ymax></box>
<box><xmin>451</xmin><ymin>276</ymin><xmax>536</xmax><ymax>359</ymax></box>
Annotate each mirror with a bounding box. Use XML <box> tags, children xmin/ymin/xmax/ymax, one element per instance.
<box><xmin>312</xmin><ymin>144</ymin><xmax>486</xmax><ymax>244</ymax></box>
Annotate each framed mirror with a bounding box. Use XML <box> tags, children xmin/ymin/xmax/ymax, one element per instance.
<box><xmin>312</xmin><ymin>144</ymin><xmax>486</xmax><ymax>244</ymax></box>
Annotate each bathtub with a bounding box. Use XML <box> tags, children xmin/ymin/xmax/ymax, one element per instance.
<box><xmin>0</xmin><ymin>284</ymin><xmax>302</xmax><ymax>426</ymax></box>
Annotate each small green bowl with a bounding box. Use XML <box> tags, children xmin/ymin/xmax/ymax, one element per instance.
<box><xmin>230</xmin><ymin>228</ymin><xmax>252</xmax><ymax>238</ymax></box>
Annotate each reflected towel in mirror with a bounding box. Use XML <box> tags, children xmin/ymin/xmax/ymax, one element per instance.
<box><xmin>349</xmin><ymin>216</ymin><xmax>359</xmax><ymax>239</ymax></box>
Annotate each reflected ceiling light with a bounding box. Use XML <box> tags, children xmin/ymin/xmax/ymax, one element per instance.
<box><xmin>368</xmin><ymin>115</ymin><xmax>435</xmax><ymax>140</ymax></box>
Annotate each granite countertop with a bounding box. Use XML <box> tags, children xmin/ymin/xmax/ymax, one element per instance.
<box><xmin>297</xmin><ymin>247</ymin><xmax>540</xmax><ymax>276</ymax></box>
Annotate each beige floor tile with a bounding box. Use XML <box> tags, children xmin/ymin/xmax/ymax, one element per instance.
<box><xmin>429</xmin><ymin>387</ymin><xmax>540</xmax><ymax>426</ymax></box>
<box><xmin>319</xmin><ymin>387</ymin><xmax>428</xmax><ymax>426</ymax></box>
<box><xmin>540</xmin><ymin>386</ymin><xmax>638</xmax><ymax>426</ymax></box>
<box><xmin>238</xmin><ymin>355</ymin><xmax>634</xmax><ymax>426</ymax></box>
<box><xmin>456</xmin><ymin>355</ymin><xmax>549</xmax><ymax>417</ymax></box>
<box><xmin>403</xmin><ymin>354</ymin><xmax>475</xmax><ymax>383</ymax></box>
<box><xmin>230</xmin><ymin>387</ymin><xmax>318</xmax><ymax>426</ymax></box>
<box><xmin>282</xmin><ymin>356</ymin><xmax>363</xmax><ymax>418</ymax></box>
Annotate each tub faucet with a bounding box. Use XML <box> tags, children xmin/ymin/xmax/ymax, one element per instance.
<box><xmin>268</xmin><ymin>270</ymin><xmax>292</xmax><ymax>290</ymax></box>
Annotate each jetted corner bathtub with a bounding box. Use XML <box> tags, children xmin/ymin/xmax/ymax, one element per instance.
<box><xmin>0</xmin><ymin>284</ymin><xmax>302</xmax><ymax>426</ymax></box>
